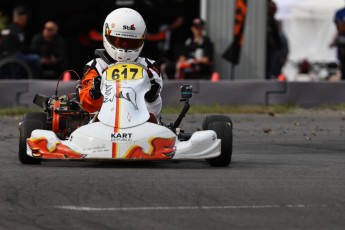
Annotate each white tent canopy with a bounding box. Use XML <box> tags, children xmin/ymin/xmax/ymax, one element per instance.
<box><xmin>276</xmin><ymin>0</ymin><xmax>344</xmax><ymax>20</ymax></box>
<box><xmin>274</xmin><ymin>0</ymin><xmax>345</xmax><ymax>80</ymax></box>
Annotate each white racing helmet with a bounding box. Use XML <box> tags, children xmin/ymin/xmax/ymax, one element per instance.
<box><xmin>103</xmin><ymin>8</ymin><xmax>146</xmax><ymax>62</ymax></box>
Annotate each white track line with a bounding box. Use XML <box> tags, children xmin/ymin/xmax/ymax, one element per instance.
<box><xmin>54</xmin><ymin>204</ymin><xmax>338</xmax><ymax>211</ymax></box>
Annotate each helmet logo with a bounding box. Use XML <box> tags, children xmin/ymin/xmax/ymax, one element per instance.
<box><xmin>111</xmin><ymin>23</ymin><xmax>115</xmax><ymax>28</ymax></box>
<box><xmin>105</xmin><ymin>23</ymin><xmax>111</xmax><ymax>35</ymax></box>
<box><xmin>123</xmin><ymin>24</ymin><xmax>136</xmax><ymax>30</ymax></box>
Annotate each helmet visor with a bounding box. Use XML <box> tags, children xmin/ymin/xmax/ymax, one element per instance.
<box><xmin>106</xmin><ymin>35</ymin><xmax>143</xmax><ymax>50</ymax></box>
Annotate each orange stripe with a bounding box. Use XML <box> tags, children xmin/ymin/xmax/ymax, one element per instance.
<box><xmin>112</xmin><ymin>81</ymin><xmax>121</xmax><ymax>158</ymax></box>
<box><xmin>116</xmin><ymin>81</ymin><xmax>121</xmax><ymax>129</ymax></box>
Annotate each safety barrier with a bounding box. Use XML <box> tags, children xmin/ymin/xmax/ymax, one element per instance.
<box><xmin>1</xmin><ymin>79</ymin><xmax>345</xmax><ymax>108</ymax></box>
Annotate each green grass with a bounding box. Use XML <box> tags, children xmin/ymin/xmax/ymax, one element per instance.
<box><xmin>161</xmin><ymin>103</ymin><xmax>300</xmax><ymax>115</ymax></box>
<box><xmin>0</xmin><ymin>107</ymin><xmax>41</xmax><ymax>117</ymax></box>
<box><xmin>1</xmin><ymin>103</ymin><xmax>344</xmax><ymax>117</ymax></box>
<box><xmin>314</xmin><ymin>103</ymin><xmax>345</xmax><ymax>111</ymax></box>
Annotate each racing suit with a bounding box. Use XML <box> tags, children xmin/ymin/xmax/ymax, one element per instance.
<box><xmin>79</xmin><ymin>49</ymin><xmax>163</xmax><ymax>116</ymax></box>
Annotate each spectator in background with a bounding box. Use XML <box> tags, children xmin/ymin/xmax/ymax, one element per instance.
<box><xmin>266</xmin><ymin>0</ymin><xmax>283</xmax><ymax>80</ymax></box>
<box><xmin>144</xmin><ymin>0</ymin><xmax>190</xmax><ymax>64</ymax></box>
<box><xmin>31</xmin><ymin>20</ymin><xmax>67</xmax><ymax>78</ymax></box>
<box><xmin>0</xmin><ymin>6</ymin><xmax>29</xmax><ymax>54</ymax></box>
<box><xmin>0</xmin><ymin>5</ymin><xmax>40</xmax><ymax>78</ymax></box>
<box><xmin>161</xmin><ymin>18</ymin><xmax>214</xmax><ymax>80</ymax></box>
<box><xmin>331</xmin><ymin>5</ymin><xmax>345</xmax><ymax>80</ymax></box>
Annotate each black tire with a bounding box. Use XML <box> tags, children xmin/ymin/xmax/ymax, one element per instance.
<box><xmin>202</xmin><ymin>115</ymin><xmax>233</xmax><ymax>167</ymax></box>
<box><xmin>22</xmin><ymin>112</ymin><xmax>48</xmax><ymax>129</ymax></box>
<box><xmin>202</xmin><ymin>115</ymin><xmax>233</xmax><ymax>130</ymax></box>
<box><xmin>18</xmin><ymin>119</ymin><xmax>43</xmax><ymax>164</ymax></box>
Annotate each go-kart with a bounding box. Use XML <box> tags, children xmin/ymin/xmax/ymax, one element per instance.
<box><xmin>18</xmin><ymin>62</ymin><xmax>233</xmax><ymax>167</ymax></box>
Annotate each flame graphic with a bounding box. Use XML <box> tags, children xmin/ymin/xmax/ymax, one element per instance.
<box><xmin>122</xmin><ymin>137</ymin><xmax>175</xmax><ymax>159</ymax></box>
<box><xmin>27</xmin><ymin>138</ymin><xmax>85</xmax><ymax>159</ymax></box>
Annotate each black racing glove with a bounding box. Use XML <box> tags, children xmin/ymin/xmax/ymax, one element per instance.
<box><xmin>89</xmin><ymin>76</ymin><xmax>102</xmax><ymax>99</ymax></box>
<box><xmin>145</xmin><ymin>69</ymin><xmax>161</xmax><ymax>103</ymax></box>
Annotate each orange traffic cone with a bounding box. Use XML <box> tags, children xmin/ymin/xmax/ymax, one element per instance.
<box><xmin>211</xmin><ymin>72</ymin><xmax>220</xmax><ymax>82</ymax></box>
<box><xmin>277</xmin><ymin>74</ymin><xmax>286</xmax><ymax>82</ymax></box>
<box><xmin>63</xmin><ymin>71</ymin><xmax>71</xmax><ymax>82</ymax></box>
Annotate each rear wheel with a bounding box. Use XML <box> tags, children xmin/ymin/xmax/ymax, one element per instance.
<box><xmin>18</xmin><ymin>119</ymin><xmax>45</xmax><ymax>164</ymax></box>
<box><xmin>202</xmin><ymin>115</ymin><xmax>233</xmax><ymax>167</ymax></box>
<box><xmin>202</xmin><ymin>115</ymin><xmax>233</xmax><ymax>129</ymax></box>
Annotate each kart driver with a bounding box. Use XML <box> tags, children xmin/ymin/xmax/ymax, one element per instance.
<box><xmin>79</xmin><ymin>8</ymin><xmax>163</xmax><ymax>119</ymax></box>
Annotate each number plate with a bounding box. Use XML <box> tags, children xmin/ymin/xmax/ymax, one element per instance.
<box><xmin>105</xmin><ymin>63</ymin><xmax>144</xmax><ymax>81</ymax></box>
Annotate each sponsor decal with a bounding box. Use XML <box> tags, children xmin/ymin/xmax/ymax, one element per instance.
<box><xmin>123</xmin><ymin>24</ymin><xmax>135</xmax><ymax>30</ymax></box>
<box><xmin>105</xmin><ymin>23</ymin><xmax>111</xmax><ymax>36</ymax></box>
<box><xmin>104</xmin><ymin>84</ymin><xmax>113</xmax><ymax>100</ymax></box>
<box><xmin>114</xmin><ymin>32</ymin><xmax>137</xmax><ymax>38</ymax></box>
<box><xmin>83</xmin><ymin>144</ymin><xmax>108</xmax><ymax>153</ymax></box>
<box><xmin>111</xmin><ymin>132</ymin><xmax>133</xmax><ymax>142</ymax></box>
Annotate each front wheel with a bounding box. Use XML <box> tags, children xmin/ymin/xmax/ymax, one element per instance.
<box><xmin>18</xmin><ymin>119</ymin><xmax>44</xmax><ymax>164</ymax></box>
<box><xmin>23</xmin><ymin>112</ymin><xmax>47</xmax><ymax>122</ymax></box>
<box><xmin>202</xmin><ymin>115</ymin><xmax>233</xmax><ymax>167</ymax></box>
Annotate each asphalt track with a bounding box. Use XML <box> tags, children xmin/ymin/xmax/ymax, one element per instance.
<box><xmin>0</xmin><ymin>111</ymin><xmax>345</xmax><ymax>230</ymax></box>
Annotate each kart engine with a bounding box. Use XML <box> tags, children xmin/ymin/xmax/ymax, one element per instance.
<box><xmin>34</xmin><ymin>93</ymin><xmax>90</xmax><ymax>139</ymax></box>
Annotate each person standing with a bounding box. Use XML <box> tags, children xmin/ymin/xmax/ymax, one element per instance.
<box><xmin>332</xmin><ymin>5</ymin><xmax>345</xmax><ymax>80</ymax></box>
<box><xmin>266</xmin><ymin>0</ymin><xmax>283</xmax><ymax>80</ymax></box>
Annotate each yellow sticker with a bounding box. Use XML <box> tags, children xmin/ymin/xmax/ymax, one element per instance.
<box><xmin>106</xmin><ymin>63</ymin><xmax>144</xmax><ymax>81</ymax></box>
